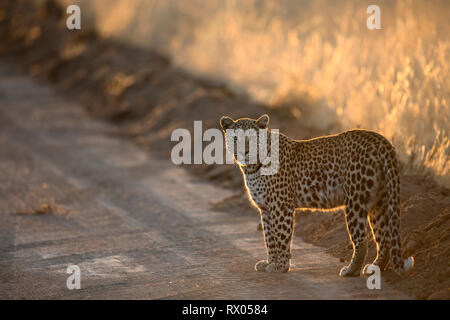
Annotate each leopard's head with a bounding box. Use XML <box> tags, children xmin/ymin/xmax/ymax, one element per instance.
<box><xmin>219</xmin><ymin>114</ymin><xmax>270</xmax><ymax>166</ymax></box>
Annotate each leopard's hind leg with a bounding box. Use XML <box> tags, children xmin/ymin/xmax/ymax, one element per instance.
<box><xmin>363</xmin><ymin>200</ymin><xmax>391</xmax><ymax>274</ymax></box>
<box><xmin>339</xmin><ymin>195</ymin><xmax>368</xmax><ymax>277</ymax></box>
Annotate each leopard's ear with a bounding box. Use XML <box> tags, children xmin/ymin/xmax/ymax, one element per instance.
<box><xmin>256</xmin><ymin>114</ymin><xmax>269</xmax><ymax>129</ymax></box>
<box><xmin>220</xmin><ymin>116</ymin><xmax>235</xmax><ymax>130</ymax></box>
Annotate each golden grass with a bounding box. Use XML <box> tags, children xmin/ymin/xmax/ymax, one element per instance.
<box><xmin>172</xmin><ymin>0</ymin><xmax>450</xmax><ymax>186</ymax></box>
<box><xmin>77</xmin><ymin>0</ymin><xmax>450</xmax><ymax>185</ymax></box>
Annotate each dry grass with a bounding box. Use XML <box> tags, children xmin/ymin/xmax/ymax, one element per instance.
<box><xmin>80</xmin><ymin>0</ymin><xmax>449</xmax><ymax>186</ymax></box>
<box><xmin>172</xmin><ymin>0</ymin><xmax>450</xmax><ymax>185</ymax></box>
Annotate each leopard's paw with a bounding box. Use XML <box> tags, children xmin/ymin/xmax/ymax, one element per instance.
<box><xmin>339</xmin><ymin>265</ymin><xmax>361</xmax><ymax>277</ymax></box>
<box><xmin>255</xmin><ymin>260</ymin><xmax>270</xmax><ymax>272</ymax></box>
<box><xmin>265</xmin><ymin>262</ymin><xmax>289</xmax><ymax>273</ymax></box>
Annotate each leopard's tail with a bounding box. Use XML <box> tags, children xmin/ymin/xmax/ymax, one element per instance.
<box><xmin>382</xmin><ymin>143</ymin><xmax>414</xmax><ymax>275</ymax></box>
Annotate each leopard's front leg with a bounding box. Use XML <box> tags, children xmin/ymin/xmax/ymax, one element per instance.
<box><xmin>255</xmin><ymin>203</ymin><xmax>294</xmax><ymax>273</ymax></box>
<box><xmin>255</xmin><ymin>208</ymin><xmax>279</xmax><ymax>272</ymax></box>
<box><xmin>271</xmin><ymin>203</ymin><xmax>294</xmax><ymax>273</ymax></box>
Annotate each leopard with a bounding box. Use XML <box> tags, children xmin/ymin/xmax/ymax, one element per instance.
<box><xmin>220</xmin><ymin>114</ymin><xmax>414</xmax><ymax>277</ymax></box>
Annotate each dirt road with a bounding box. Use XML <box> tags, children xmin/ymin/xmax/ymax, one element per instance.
<box><xmin>0</xmin><ymin>64</ymin><xmax>408</xmax><ymax>299</ymax></box>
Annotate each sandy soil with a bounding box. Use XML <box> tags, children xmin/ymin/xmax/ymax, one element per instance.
<box><xmin>0</xmin><ymin>0</ymin><xmax>448</xmax><ymax>299</ymax></box>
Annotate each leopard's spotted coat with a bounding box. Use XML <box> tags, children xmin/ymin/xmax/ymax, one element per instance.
<box><xmin>220</xmin><ymin>114</ymin><xmax>414</xmax><ymax>276</ymax></box>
